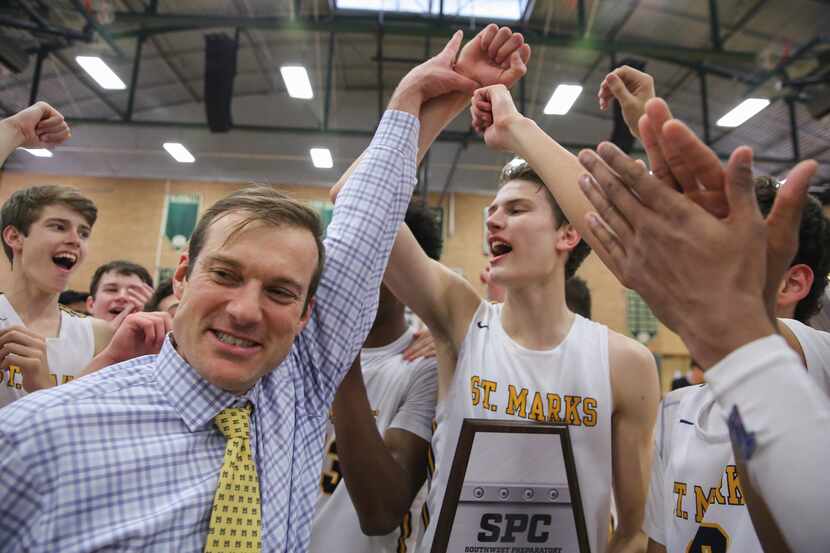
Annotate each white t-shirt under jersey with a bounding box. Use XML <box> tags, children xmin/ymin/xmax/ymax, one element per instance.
<box><xmin>310</xmin><ymin>325</ymin><xmax>438</xmax><ymax>553</ymax></box>
<box><xmin>644</xmin><ymin>318</ymin><xmax>830</xmax><ymax>552</ymax></box>
<box><xmin>0</xmin><ymin>295</ymin><xmax>95</xmax><ymax>409</ymax></box>
<box><xmin>420</xmin><ymin>301</ymin><xmax>614</xmax><ymax>553</ymax></box>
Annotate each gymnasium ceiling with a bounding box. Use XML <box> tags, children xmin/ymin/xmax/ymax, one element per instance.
<box><xmin>1</xmin><ymin>0</ymin><xmax>829</xmax><ymax>199</ymax></box>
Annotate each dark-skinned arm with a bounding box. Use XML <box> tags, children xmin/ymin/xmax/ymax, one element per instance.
<box><xmin>332</xmin><ymin>356</ymin><xmax>430</xmax><ymax>535</ymax></box>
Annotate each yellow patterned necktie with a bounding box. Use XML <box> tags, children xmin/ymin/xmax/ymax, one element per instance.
<box><xmin>204</xmin><ymin>405</ymin><xmax>262</xmax><ymax>553</ymax></box>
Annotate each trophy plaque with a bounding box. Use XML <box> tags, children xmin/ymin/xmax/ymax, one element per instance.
<box><xmin>431</xmin><ymin>419</ymin><xmax>591</xmax><ymax>553</ymax></box>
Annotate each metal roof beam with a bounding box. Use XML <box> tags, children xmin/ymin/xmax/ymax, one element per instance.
<box><xmin>69</xmin><ymin>0</ymin><xmax>127</xmax><ymax>59</ymax></box>
<box><xmin>63</xmin><ymin>116</ymin><xmax>800</xmax><ymax>165</ymax></box>
<box><xmin>107</xmin><ymin>13</ymin><xmax>757</xmax><ymax>67</ymax></box>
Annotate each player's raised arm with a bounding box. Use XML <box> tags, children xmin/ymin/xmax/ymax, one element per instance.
<box><xmin>330</xmin><ymin>26</ymin><xmax>530</xmax><ymax>348</ymax></box>
<box><xmin>471</xmin><ymin>84</ymin><xmax>617</xmax><ymax>268</ymax></box>
<box><xmin>0</xmin><ymin>102</ymin><xmax>71</xmax><ymax>166</ymax></box>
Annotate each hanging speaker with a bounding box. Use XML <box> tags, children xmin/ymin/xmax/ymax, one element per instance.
<box><xmin>610</xmin><ymin>58</ymin><xmax>646</xmax><ymax>154</ymax></box>
<box><xmin>204</xmin><ymin>33</ymin><xmax>238</xmax><ymax>133</ymax></box>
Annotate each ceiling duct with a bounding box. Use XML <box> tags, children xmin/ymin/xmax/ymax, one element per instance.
<box><xmin>0</xmin><ymin>32</ymin><xmax>30</xmax><ymax>74</ymax></box>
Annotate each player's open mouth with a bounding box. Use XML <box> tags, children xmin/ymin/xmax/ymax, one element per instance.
<box><xmin>52</xmin><ymin>252</ymin><xmax>78</xmax><ymax>271</ymax></box>
<box><xmin>108</xmin><ymin>305</ymin><xmax>127</xmax><ymax>316</ymax></box>
<box><xmin>489</xmin><ymin>239</ymin><xmax>513</xmax><ymax>261</ymax></box>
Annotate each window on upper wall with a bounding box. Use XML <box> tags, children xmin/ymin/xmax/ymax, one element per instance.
<box><xmin>334</xmin><ymin>0</ymin><xmax>531</xmax><ymax>21</ymax></box>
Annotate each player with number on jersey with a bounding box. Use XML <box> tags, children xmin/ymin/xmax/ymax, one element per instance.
<box><xmin>639</xmin><ymin>112</ymin><xmax>830</xmax><ymax>553</ymax></box>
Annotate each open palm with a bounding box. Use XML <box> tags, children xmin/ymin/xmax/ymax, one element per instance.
<box><xmin>455</xmin><ymin>24</ymin><xmax>531</xmax><ymax>88</ymax></box>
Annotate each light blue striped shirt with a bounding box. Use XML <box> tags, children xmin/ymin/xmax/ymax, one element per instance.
<box><xmin>0</xmin><ymin>109</ymin><xmax>419</xmax><ymax>552</ymax></box>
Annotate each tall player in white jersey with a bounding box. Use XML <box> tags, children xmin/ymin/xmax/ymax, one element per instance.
<box><xmin>378</xmin><ymin>46</ymin><xmax>659</xmax><ymax>553</ymax></box>
<box><xmin>641</xmin><ymin>148</ymin><xmax>830</xmax><ymax>553</ymax></box>
<box><xmin>407</xmin><ymin>158</ymin><xmax>659</xmax><ymax>553</ymax></box>
<box><xmin>309</xmin><ymin>204</ymin><xmax>442</xmax><ymax>553</ymax></box>
<box><xmin>583</xmin><ymin>65</ymin><xmax>830</xmax><ymax>551</ymax></box>
<box><xmin>0</xmin><ymin>103</ymin><xmax>118</xmax><ymax>408</ymax></box>
<box><xmin>325</xmin><ymin>23</ymin><xmax>539</xmax><ymax>553</ymax></box>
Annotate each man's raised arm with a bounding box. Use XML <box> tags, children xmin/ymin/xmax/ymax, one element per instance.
<box><xmin>330</xmin><ymin>25</ymin><xmax>530</xmax><ymax>344</ymax></box>
<box><xmin>294</xmin><ymin>31</ymin><xmax>479</xmax><ymax>410</ymax></box>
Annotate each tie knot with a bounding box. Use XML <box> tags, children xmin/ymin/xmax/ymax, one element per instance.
<box><xmin>214</xmin><ymin>405</ymin><xmax>251</xmax><ymax>439</ymax></box>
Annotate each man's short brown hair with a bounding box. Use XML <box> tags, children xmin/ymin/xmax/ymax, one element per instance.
<box><xmin>1</xmin><ymin>185</ymin><xmax>97</xmax><ymax>263</ymax></box>
<box><xmin>187</xmin><ymin>186</ymin><xmax>325</xmax><ymax>314</ymax></box>
<box><xmin>499</xmin><ymin>158</ymin><xmax>591</xmax><ymax>279</ymax></box>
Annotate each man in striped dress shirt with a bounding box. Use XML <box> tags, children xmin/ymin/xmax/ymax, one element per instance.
<box><xmin>0</xmin><ymin>33</ymin><xmax>481</xmax><ymax>553</ymax></box>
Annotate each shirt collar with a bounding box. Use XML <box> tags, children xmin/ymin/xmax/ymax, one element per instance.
<box><xmin>155</xmin><ymin>335</ymin><xmax>262</xmax><ymax>432</ymax></box>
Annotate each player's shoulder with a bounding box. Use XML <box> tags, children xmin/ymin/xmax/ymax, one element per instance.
<box><xmin>407</xmin><ymin>355</ymin><xmax>439</xmax><ymax>387</ymax></box>
<box><xmin>779</xmin><ymin>318</ymin><xmax>830</xmax><ymax>352</ymax></box>
<box><xmin>607</xmin><ymin>328</ymin><xmax>656</xmax><ymax>372</ymax></box>
<box><xmin>662</xmin><ymin>383</ymin><xmax>707</xmax><ymax>410</ymax></box>
<box><xmin>654</xmin><ymin>385</ymin><xmax>708</xmax><ymax>455</ymax></box>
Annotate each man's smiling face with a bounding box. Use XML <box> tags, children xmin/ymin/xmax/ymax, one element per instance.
<box><xmin>171</xmin><ymin>212</ymin><xmax>319</xmax><ymax>394</ymax></box>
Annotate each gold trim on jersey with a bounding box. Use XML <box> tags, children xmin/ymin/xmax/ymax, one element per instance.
<box><xmin>58</xmin><ymin>304</ymin><xmax>88</xmax><ymax>318</ymax></box>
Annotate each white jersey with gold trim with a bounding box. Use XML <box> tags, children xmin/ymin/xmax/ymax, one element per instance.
<box><xmin>310</xmin><ymin>325</ymin><xmax>438</xmax><ymax>553</ymax></box>
<box><xmin>780</xmin><ymin>318</ymin><xmax>830</xmax><ymax>395</ymax></box>
<box><xmin>0</xmin><ymin>295</ymin><xmax>94</xmax><ymax>409</ymax></box>
<box><xmin>644</xmin><ymin>318</ymin><xmax>830</xmax><ymax>552</ymax></box>
<box><xmin>419</xmin><ymin>301</ymin><xmax>613</xmax><ymax>553</ymax></box>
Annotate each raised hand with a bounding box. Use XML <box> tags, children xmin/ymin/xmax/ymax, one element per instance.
<box><xmin>637</xmin><ymin>100</ymin><xmax>819</xmax><ymax>318</ymax></box>
<box><xmin>470</xmin><ymin>84</ymin><xmax>526</xmax><ymax>152</ymax></box>
<box><xmin>638</xmin><ymin>97</ymin><xmax>729</xmax><ymax>215</ymax></box>
<box><xmin>389</xmin><ymin>31</ymin><xmax>481</xmax><ymax>116</ymax></box>
<box><xmin>128</xmin><ymin>282</ymin><xmax>155</xmax><ymax>312</ymax></box>
<box><xmin>597</xmin><ymin>66</ymin><xmax>655</xmax><ymax>139</ymax></box>
<box><xmin>456</xmin><ymin>24</ymin><xmax>531</xmax><ymax>89</ymax></box>
<box><xmin>85</xmin><ymin>311</ymin><xmax>173</xmax><ymax>375</ymax></box>
<box><xmin>577</xmin><ymin>140</ymin><xmax>816</xmax><ymax>368</ymax></box>
<box><xmin>3</xmin><ymin>101</ymin><xmax>71</xmax><ymax>149</ymax></box>
<box><xmin>0</xmin><ymin>326</ymin><xmax>52</xmax><ymax>392</ymax></box>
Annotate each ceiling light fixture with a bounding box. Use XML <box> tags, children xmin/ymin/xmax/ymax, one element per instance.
<box><xmin>310</xmin><ymin>148</ymin><xmax>333</xmax><ymax>169</ymax></box>
<box><xmin>163</xmin><ymin>142</ymin><xmax>196</xmax><ymax>163</ymax></box>
<box><xmin>280</xmin><ymin>66</ymin><xmax>314</xmax><ymax>99</ymax></box>
<box><xmin>544</xmin><ymin>84</ymin><xmax>583</xmax><ymax>115</ymax></box>
<box><xmin>75</xmin><ymin>56</ymin><xmax>127</xmax><ymax>90</ymax></box>
<box><xmin>716</xmin><ymin>98</ymin><xmax>770</xmax><ymax>127</ymax></box>
<box><xmin>19</xmin><ymin>148</ymin><xmax>53</xmax><ymax>158</ymax></box>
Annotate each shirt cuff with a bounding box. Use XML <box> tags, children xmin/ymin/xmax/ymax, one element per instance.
<box><xmin>704</xmin><ymin>334</ymin><xmax>803</xmax><ymax>452</ymax></box>
<box><xmin>371</xmin><ymin>110</ymin><xmax>420</xmax><ymax>159</ymax></box>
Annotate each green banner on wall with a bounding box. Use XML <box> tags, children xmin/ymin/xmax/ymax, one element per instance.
<box><xmin>165</xmin><ymin>194</ymin><xmax>200</xmax><ymax>249</ymax></box>
<box><xmin>309</xmin><ymin>200</ymin><xmax>334</xmax><ymax>236</ymax></box>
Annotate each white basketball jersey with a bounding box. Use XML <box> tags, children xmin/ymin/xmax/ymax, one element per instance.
<box><xmin>644</xmin><ymin>318</ymin><xmax>830</xmax><ymax>552</ymax></box>
<box><xmin>780</xmin><ymin>318</ymin><xmax>830</xmax><ymax>396</ymax></box>
<box><xmin>420</xmin><ymin>301</ymin><xmax>613</xmax><ymax>553</ymax></box>
<box><xmin>0</xmin><ymin>295</ymin><xmax>95</xmax><ymax>409</ymax></box>
<box><xmin>310</xmin><ymin>326</ymin><xmax>438</xmax><ymax>553</ymax></box>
